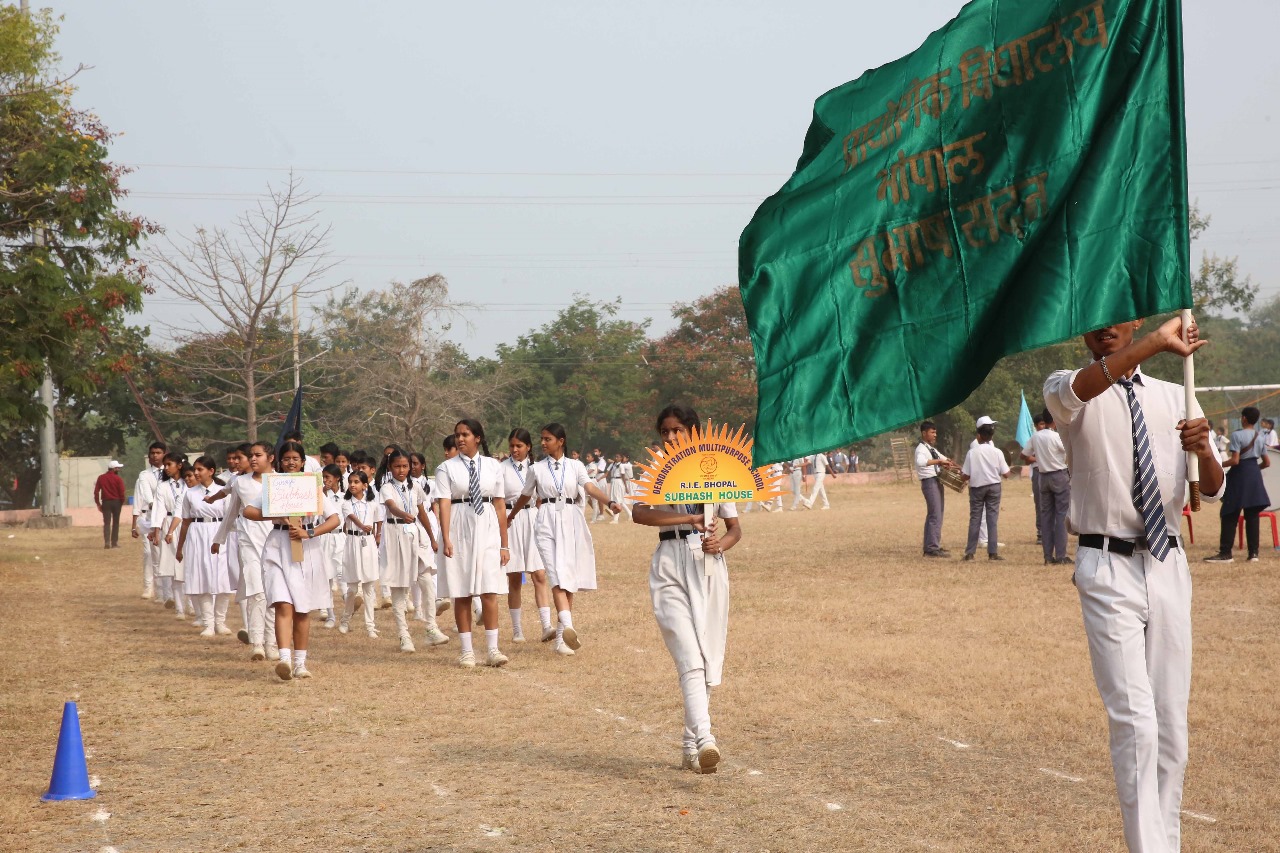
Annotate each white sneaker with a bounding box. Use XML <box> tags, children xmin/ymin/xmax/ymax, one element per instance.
<box><xmin>323</xmin><ymin>617</ymin><xmax>336</xmax><ymax>629</ymax></box>
<box><xmin>541</xmin><ymin>626</ymin><xmax>557</xmax><ymax>643</ymax></box>
<box><xmin>199</xmin><ymin>626</ymin><xmax>215</xmax><ymax>638</ymax></box>
<box><xmin>236</xmin><ymin>629</ymin><xmax>250</xmax><ymax>645</ymax></box>
<box><xmin>681</xmin><ymin>751</ymin><xmax>699</xmax><ymax>772</ymax></box>
<box><xmin>250</xmin><ymin>645</ymin><xmax>266</xmax><ymax>661</ymax></box>
<box><xmin>275</xmin><ymin>661</ymin><xmax>293</xmax><ymax>681</ymax></box>
<box><xmin>215</xmin><ymin>624</ymin><xmax>233</xmax><ymax>636</ymax></box>
<box><xmin>405</xmin><ymin>599</ymin><xmax>416</xmax><ymax>614</ymax></box>
<box><xmin>486</xmin><ymin>648</ymin><xmax>510</xmax><ymax>667</ymax></box>
<box><xmin>459</xmin><ymin>650</ymin><xmax>476</xmax><ymax>669</ymax></box>
<box><xmin>561</xmin><ymin>625</ymin><xmax>581</xmax><ymax>651</ymax></box>
<box><xmin>338</xmin><ymin>623</ymin><xmax>349</xmax><ymax>634</ymax></box>
<box><xmin>554</xmin><ymin>640</ymin><xmax>575</xmax><ymax>656</ymax></box>
<box><xmin>191</xmin><ymin>618</ymin><xmax>203</xmax><ymax>627</ymax></box>
<box><xmin>367</xmin><ymin>629</ymin><xmax>379</xmax><ymax>639</ymax></box>
<box><xmin>399</xmin><ymin>635</ymin><xmax>416</xmax><ymax>653</ymax></box>
<box><xmin>141</xmin><ymin>590</ymin><xmax>153</xmax><ymax>600</ymax></box>
<box><xmin>179</xmin><ymin>612</ymin><xmax>193</xmax><ymax>622</ymax></box>
<box><xmin>697</xmin><ymin>740</ymin><xmax>721</xmax><ymax>774</ymax></box>
<box><xmin>292</xmin><ymin>664</ymin><xmax>312</xmax><ymax>679</ymax></box>
<box><xmin>266</xmin><ymin>645</ymin><xmax>280</xmax><ymax>661</ymax></box>
<box><xmin>424</xmin><ymin>626</ymin><xmax>449</xmax><ymax>646</ymax></box>
<box><xmin>512</xmin><ymin>631</ymin><xmax>526</xmax><ymax>644</ymax></box>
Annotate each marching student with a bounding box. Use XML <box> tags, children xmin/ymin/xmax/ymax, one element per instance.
<box><xmin>320</xmin><ymin>464</ymin><xmax>346</xmax><ymax>627</ymax></box>
<box><xmin>149</xmin><ymin>451</ymin><xmax>191</xmax><ymax>620</ymax></box>
<box><xmin>217</xmin><ymin>444</ymin><xmax>250</xmax><ymax>643</ymax></box>
<box><xmin>607</xmin><ymin>453</ymin><xmax>633</xmax><ymax>523</ymax></box>
<box><xmin>433</xmin><ymin>434</ymin><xmax>481</xmax><ymax>628</ymax></box>
<box><xmin>212</xmin><ymin>441</ymin><xmax>277</xmax><ymax>662</ymax></box>
<box><xmin>501</xmin><ymin>428</ymin><xmax>554</xmax><ymax>643</ymax></box>
<box><xmin>335</xmin><ymin>450</ymin><xmax>352</xmax><ymax>491</ymax></box>
<box><xmin>339</xmin><ymin>471</ymin><xmax>382</xmax><ymax>638</ymax></box>
<box><xmin>802</xmin><ymin>451</ymin><xmax>833</xmax><ymax>510</ymax></box>
<box><xmin>131</xmin><ymin>441</ymin><xmax>167</xmax><ymax>599</ymax></box>
<box><xmin>632</xmin><ymin>404</ymin><xmax>742</xmax><ymax>775</ymax></box>
<box><xmin>410</xmin><ymin>451</ymin><xmax>450</xmax><ymax>646</ymax></box>
<box><xmin>242</xmin><ymin>440</ymin><xmax>341</xmax><ymax>680</ymax></box>
<box><xmin>408</xmin><ymin>451</ymin><xmax>431</xmax><ymax>618</ymax></box>
<box><xmin>960</xmin><ymin>423</ymin><xmax>1010</xmax><ymax>561</ymax></box>
<box><xmin>787</xmin><ymin>458</ymin><xmax>806</xmax><ymax>510</ymax></box>
<box><xmin>379</xmin><ymin>448</ymin><xmax>437</xmax><ymax>653</ymax></box>
<box><xmin>506</xmin><ymin>423</ymin><xmax>621</xmax><ymax>657</ymax></box>
<box><xmin>176</xmin><ymin>456</ymin><xmax>235</xmax><ymax>637</ymax></box>
<box><xmin>435</xmin><ymin>419</ymin><xmax>512</xmax><ymax>668</ymax></box>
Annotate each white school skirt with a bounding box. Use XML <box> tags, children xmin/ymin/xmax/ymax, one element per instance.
<box><xmin>155</xmin><ymin>522</ymin><xmax>183</xmax><ymax>582</ymax></box>
<box><xmin>506</xmin><ymin>507</ymin><xmax>544</xmax><ymax>576</ymax></box>
<box><xmin>608</xmin><ymin>479</ymin><xmax>628</xmax><ymax>504</ymax></box>
<box><xmin>534</xmin><ymin>503</ymin><xmax>597</xmax><ymax>593</ymax></box>
<box><xmin>381</xmin><ymin>522</ymin><xmax>419</xmax><ymax>588</ymax></box>
<box><xmin>183</xmin><ymin>521</ymin><xmax>235</xmax><ymax>595</ymax></box>
<box><xmin>649</xmin><ymin>538</ymin><xmax>729</xmax><ymax>687</ymax></box>
<box><xmin>235</xmin><ymin>519</ymin><xmax>272</xmax><ymax>601</ymax></box>
<box><xmin>343</xmin><ymin>530</ymin><xmax>381</xmax><ymax>584</ymax></box>
<box><xmin>323</xmin><ymin>530</ymin><xmax>344</xmax><ymax>582</ymax></box>
<box><xmin>438</xmin><ymin>502</ymin><xmax>505</xmax><ymax>598</ymax></box>
<box><xmin>262</xmin><ymin>528</ymin><xmax>332</xmax><ymax>614</ymax></box>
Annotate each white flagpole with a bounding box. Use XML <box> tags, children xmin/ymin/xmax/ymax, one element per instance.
<box><xmin>1183</xmin><ymin>308</ymin><xmax>1201</xmax><ymax>511</ymax></box>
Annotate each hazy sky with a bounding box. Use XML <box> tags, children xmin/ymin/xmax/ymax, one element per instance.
<box><xmin>52</xmin><ymin>1</ymin><xmax>1280</xmax><ymax>357</ymax></box>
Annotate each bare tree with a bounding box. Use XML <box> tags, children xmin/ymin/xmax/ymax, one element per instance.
<box><xmin>316</xmin><ymin>276</ymin><xmax>518</xmax><ymax>452</ymax></box>
<box><xmin>148</xmin><ymin>175</ymin><xmax>340</xmax><ymax>441</ymax></box>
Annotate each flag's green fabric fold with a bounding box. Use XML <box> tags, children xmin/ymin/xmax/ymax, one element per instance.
<box><xmin>739</xmin><ymin>0</ymin><xmax>1189</xmax><ymax>465</ymax></box>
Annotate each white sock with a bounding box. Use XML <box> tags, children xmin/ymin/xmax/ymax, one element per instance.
<box><xmin>510</xmin><ymin>608</ymin><xmax>522</xmax><ymax>631</ymax></box>
<box><xmin>556</xmin><ymin>624</ymin><xmax>564</xmax><ymax>642</ymax></box>
<box><xmin>539</xmin><ymin>606</ymin><xmax>552</xmax><ymax>629</ymax></box>
<box><xmin>485</xmin><ymin>629</ymin><xmax>499</xmax><ymax>652</ymax></box>
<box><xmin>294</xmin><ymin>649</ymin><xmax>307</xmax><ymax>669</ymax></box>
<box><xmin>459</xmin><ymin>633</ymin><xmax>473</xmax><ymax>654</ymax></box>
<box><xmin>279</xmin><ymin>647</ymin><xmax>292</xmax><ymax>666</ymax></box>
<box><xmin>558</xmin><ymin>609</ymin><xmax>573</xmax><ymax>630</ymax></box>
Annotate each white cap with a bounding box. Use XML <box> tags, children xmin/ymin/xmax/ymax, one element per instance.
<box><xmin>975</xmin><ymin>415</ymin><xmax>998</xmax><ymax>428</ymax></box>
<box><xmin>108</xmin><ymin>460</ymin><xmax>123</xmax><ymax>469</ymax></box>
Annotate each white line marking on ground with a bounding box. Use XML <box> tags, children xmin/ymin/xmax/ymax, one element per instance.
<box><xmin>748</xmin><ymin>769</ymin><xmax>763</xmax><ymax>776</ymax></box>
<box><xmin>825</xmin><ymin>802</ymin><xmax>843</xmax><ymax>811</ymax></box>
<box><xmin>937</xmin><ymin>737</ymin><xmax>971</xmax><ymax>749</ymax></box>
<box><xmin>869</xmin><ymin>718</ymin><xmax>888</xmax><ymax>724</ymax></box>
<box><xmin>99</xmin><ymin>847</ymin><xmax>119</xmax><ymax>853</ymax></box>
<box><xmin>1038</xmin><ymin>768</ymin><xmax>1083</xmax><ymax>783</ymax></box>
<box><xmin>91</xmin><ymin>808</ymin><xmax>111</xmax><ymax>823</ymax></box>
<box><xmin>1181</xmin><ymin>809</ymin><xmax>1217</xmax><ymax>824</ymax></box>
<box><xmin>431</xmin><ymin>783</ymin><xmax>449</xmax><ymax>798</ymax></box>
<box><xmin>479</xmin><ymin>824</ymin><xmax>507</xmax><ymax>837</ymax></box>
<box><xmin>89</xmin><ymin>775</ymin><xmax>101</xmax><ymax>789</ymax></box>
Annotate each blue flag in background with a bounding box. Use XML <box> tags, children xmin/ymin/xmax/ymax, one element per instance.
<box><xmin>1015</xmin><ymin>391</ymin><xmax>1034</xmax><ymax>448</ymax></box>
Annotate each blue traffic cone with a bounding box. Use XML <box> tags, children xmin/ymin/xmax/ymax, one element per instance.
<box><xmin>41</xmin><ymin>702</ymin><xmax>96</xmax><ymax>801</ymax></box>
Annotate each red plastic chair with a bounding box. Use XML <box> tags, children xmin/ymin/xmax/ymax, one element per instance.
<box><xmin>1182</xmin><ymin>505</ymin><xmax>1194</xmax><ymax>544</ymax></box>
<box><xmin>1237</xmin><ymin>511</ymin><xmax>1280</xmax><ymax>550</ymax></box>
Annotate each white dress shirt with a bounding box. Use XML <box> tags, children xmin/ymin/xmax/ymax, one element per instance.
<box><xmin>1044</xmin><ymin>365</ymin><xmax>1223</xmax><ymax>538</ymax></box>
<box><xmin>962</xmin><ymin>443</ymin><xmax>1009</xmax><ymax>488</ymax></box>
<box><xmin>914</xmin><ymin>443</ymin><xmax>946</xmax><ymax>480</ymax></box>
<box><xmin>1027</xmin><ymin>428</ymin><xmax>1068</xmax><ymax>473</ymax></box>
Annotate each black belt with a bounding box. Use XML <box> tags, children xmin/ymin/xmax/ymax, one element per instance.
<box><xmin>272</xmin><ymin>522</ymin><xmax>316</xmax><ymax>532</ymax></box>
<box><xmin>658</xmin><ymin>529</ymin><xmax>697</xmax><ymax>542</ymax></box>
<box><xmin>537</xmin><ymin>497</ymin><xmax>579</xmax><ymax>506</ymax></box>
<box><xmin>347</xmin><ymin>530</ymin><xmax>370</xmax><ymax>537</ymax></box>
<box><xmin>193</xmin><ymin>518</ymin><xmax>223</xmax><ymax>523</ymax></box>
<box><xmin>385</xmin><ymin>518</ymin><xmax>411</xmax><ymax>524</ymax></box>
<box><xmin>450</xmin><ymin>497</ymin><xmax>492</xmax><ymax>504</ymax></box>
<box><xmin>1077</xmin><ymin>534</ymin><xmax>1179</xmax><ymax>557</ymax></box>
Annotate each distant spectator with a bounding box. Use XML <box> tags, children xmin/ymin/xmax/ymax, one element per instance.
<box><xmin>94</xmin><ymin>460</ymin><xmax>127</xmax><ymax>549</ymax></box>
<box><xmin>961</xmin><ymin>424</ymin><xmax>1009</xmax><ymax>561</ymax></box>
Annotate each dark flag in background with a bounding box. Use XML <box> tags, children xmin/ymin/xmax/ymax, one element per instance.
<box><xmin>275</xmin><ymin>387</ymin><xmax>303</xmax><ymax>455</ymax></box>
<box><xmin>738</xmin><ymin>0</ymin><xmax>1191</xmax><ymax>465</ymax></box>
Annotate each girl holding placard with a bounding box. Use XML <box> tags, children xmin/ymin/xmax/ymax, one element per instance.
<box><xmin>149</xmin><ymin>452</ymin><xmax>191</xmax><ymax>621</ymax></box>
<box><xmin>213</xmin><ymin>441</ymin><xmax>277</xmax><ymax>662</ymax></box>
<box><xmin>501</xmin><ymin>428</ymin><xmax>553</xmax><ymax>644</ymax></box>
<box><xmin>632</xmin><ymin>404</ymin><xmax>742</xmax><ymax>775</ymax></box>
<box><xmin>379</xmin><ymin>448</ymin><xmax>436</xmax><ymax>653</ymax></box>
<box><xmin>242</xmin><ymin>440</ymin><xmax>340</xmax><ymax>681</ymax></box>
<box><xmin>505</xmin><ymin>424</ymin><xmax>621</xmax><ymax>658</ymax></box>
<box><xmin>339</xmin><ymin>471</ymin><xmax>382</xmax><ymax>637</ymax></box>
<box><xmin>435</xmin><ymin>419</ymin><xmax>512</xmax><ymax>668</ymax></box>
<box><xmin>176</xmin><ymin>456</ymin><xmax>234</xmax><ymax>638</ymax></box>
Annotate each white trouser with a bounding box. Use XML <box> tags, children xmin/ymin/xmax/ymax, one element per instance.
<box><xmin>172</xmin><ymin>580</ymin><xmax>188</xmax><ymax>615</ymax></box>
<box><xmin>679</xmin><ymin>667</ymin><xmax>712</xmax><ymax>751</ymax></box>
<box><xmin>789</xmin><ymin>472</ymin><xmax>804</xmax><ymax>509</ymax></box>
<box><xmin>156</xmin><ymin>574</ymin><xmax>173</xmax><ymax>603</ymax></box>
<box><xmin>214</xmin><ymin>593</ymin><xmax>231</xmax><ymax>629</ymax></box>
<box><xmin>197</xmin><ymin>594</ymin><xmax>215</xmax><ymax>629</ymax></box>
<box><xmin>343</xmin><ymin>582</ymin><xmax>376</xmax><ymax>631</ymax></box>
<box><xmin>264</xmin><ymin>597</ymin><xmax>276</xmax><ymax>648</ymax></box>
<box><xmin>391</xmin><ymin>587</ymin><xmax>410</xmax><ymax>639</ymax></box>
<box><xmin>1075</xmin><ymin>543</ymin><xmax>1191</xmax><ymax>853</ymax></box>
<box><xmin>805</xmin><ymin>472</ymin><xmax>829</xmax><ymax>508</ymax></box>
<box><xmin>141</xmin><ymin>531</ymin><xmax>156</xmax><ymax>593</ymax></box>
<box><xmin>415</xmin><ymin>571</ymin><xmax>439</xmax><ymax>629</ymax></box>
<box><xmin>246</xmin><ymin>592</ymin><xmax>268</xmax><ymax>646</ymax></box>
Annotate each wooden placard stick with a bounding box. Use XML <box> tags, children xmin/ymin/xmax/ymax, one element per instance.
<box><xmin>1183</xmin><ymin>308</ymin><xmax>1201</xmax><ymax>511</ymax></box>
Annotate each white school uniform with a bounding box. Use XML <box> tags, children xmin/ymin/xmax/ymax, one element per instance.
<box><xmin>253</xmin><ymin>495</ymin><xmax>335</xmax><ymax>615</ymax></box>
<box><xmin>434</xmin><ymin>454</ymin><xmax>507</xmax><ymax>598</ymax></box>
<box><xmin>322</xmin><ymin>488</ymin><xmax>345</xmax><ymax>583</ymax></box>
<box><xmin>213</xmin><ymin>474</ymin><xmax>273</xmax><ymax>601</ymax></box>
<box><xmin>149</xmin><ymin>479</ymin><xmax>186</xmax><ymax>582</ymax></box>
<box><xmin>134</xmin><ymin>467</ymin><xmax>162</xmax><ymax>584</ymax></box>
<box><xmin>412</xmin><ymin>474</ymin><xmax>440</xmax><ymax>572</ymax></box>
<box><xmin>649</xmin><ymin>502</ymin><xmax>737</xmax><ymax>687</ymax></box>
<box><xmin>341</xmin><ymin>495</ymin><xmax>383</xmax><ymax>584</ymax></box>
<box><xmin>180</xmin><ymin>485</ymin><xmax>235</xmax><ymax>596</ymax></box>
<box><xmin>502</xmin><ymin>457</ymin><xmax>544</xmax><ymax>576</ymax></box>
<box><xmin>380</xmin><ymin>478</ymin><xmax>426</xmax><ymax>588</ymax></box>
<box><xmin>519</xmin><ymin>457</ymin><xmax>597</xmax><ymax>593</ymax></box>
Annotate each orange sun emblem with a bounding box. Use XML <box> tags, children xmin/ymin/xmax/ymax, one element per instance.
<box><xmin>699</xmin><ymin>455</ymin><xmax>718</xmax><ymax>475</ymax></box>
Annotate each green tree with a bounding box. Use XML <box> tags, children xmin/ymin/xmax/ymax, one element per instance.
<box><xmin>0</xmin><ymin>6</ymin><xmax>152</xmax><ymax>428</ymax></box>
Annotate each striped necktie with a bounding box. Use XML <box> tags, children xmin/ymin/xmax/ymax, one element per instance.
<box><xmin>1116</xmin><ymin>376</ymin><xmax>1171</xmax><ymax>561</ymax></box>
<box><xmin>466</xmin><ymin>458</ymin><xmax>483</xmax><ymax>515</ymax></box>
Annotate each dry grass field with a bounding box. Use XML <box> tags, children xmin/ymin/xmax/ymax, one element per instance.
<box><xmin>2</xmin><ymin>478</ymin><xmax>1278</xmax><ymax>852</ymax></box>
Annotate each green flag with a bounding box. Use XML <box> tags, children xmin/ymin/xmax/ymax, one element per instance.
<box><xmin>739</xmin><ymin>0</ymin><xmax>1189</xmax><ymax>465</ymax></box>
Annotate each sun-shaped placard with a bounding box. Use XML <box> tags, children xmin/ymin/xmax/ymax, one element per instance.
<box><xmin>632</xmin><ymin>421</ymin><xmax>786</xmax><ymax>505</ymax></box>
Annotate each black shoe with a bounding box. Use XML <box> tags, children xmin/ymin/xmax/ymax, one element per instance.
<box><xmin>962</xmin><ymin>554</ymin><xmax>975</xmax><ymax>562</ymax></box>
<box><xmin>923</xmin><ymin>550</ymin><xmax>947</xmax><ymax>558</ymax></box>
<box><xmin>988</xmin><ymin>553</ymin><xmax>1005</xmax><ymax>561</ymax></box>
<box><xmin>1203</xmin><ymin>552</ymin><xmax>1234</xmax><ymax>564</ymax></box>
<box><xmin>1248</xmin><ymin>552</ymin><xmax>1260</xmax><ymax>562</ymax></box>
